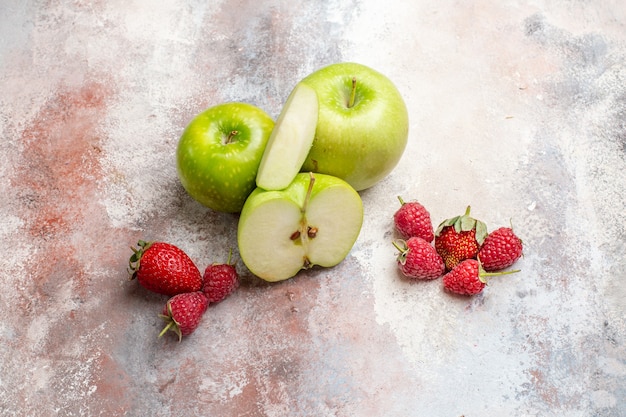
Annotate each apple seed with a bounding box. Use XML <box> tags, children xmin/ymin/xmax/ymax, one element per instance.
<box><xmin>307</xmin><ymin>226</ymin><xmax>318</xmax><ymax>238</ymax></box>
<box><xmin>290</xmin><ymin>230</ymin><xmax>301</xmax><ymax>240</ymax></box>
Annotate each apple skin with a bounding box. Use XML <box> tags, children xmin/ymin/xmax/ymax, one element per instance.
<box><xmin>300</xmin><ymin>62</ymin><xmax>409</xmax><ymax>191</ymax></box>
<box><xmin>237</xmin><ymin>172</ymin><xmax>363</xmax><ymax>282</ymax></box>
<box><xmin>176</xmin><ymin>103</ymin><xmax>275</xmax><ymax>213</ymax></box>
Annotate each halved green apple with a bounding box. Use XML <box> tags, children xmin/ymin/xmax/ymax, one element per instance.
<box><xmin>238</xmin><ymin>172</ymin><xmax>363</xmax><ymax>282</ymax></box>
<box><xmin>255</xmin><ymin>82</ymin><xmax>319</xmax><ymax>190</ymax></box>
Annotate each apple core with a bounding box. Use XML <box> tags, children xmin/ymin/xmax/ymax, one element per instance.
<box><xmin>237</xmin><ymin>172</ymin><xmax>363</xmax><ymax>282</ymax></box>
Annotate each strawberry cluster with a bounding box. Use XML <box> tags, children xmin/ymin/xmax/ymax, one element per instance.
<box><xmin>128</xmin><ymin>240</ymin><xmax>239</xmax><ymax>341</ymax></box>
<box><xmin>392</xmin><ymin>197</ymin><xmax>523</xmax><ymax>296</ymax></box>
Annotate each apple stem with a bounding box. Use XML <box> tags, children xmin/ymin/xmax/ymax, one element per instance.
<box><xmin>301</xmin><ymin>172</ymin><xmax>315</xmax><ymax>215</ymax></box>
<box><xmin>295</xmin><ymin>172</ymin><xmax>316</xmax><ymax>253</ymax></box>
<box><xmin>225</xmin><ymin>130</ymin><xmax>239</xmax><ymax>144</ymax></box>
<box><xmin>348</xmin><ymin>77</ymin><xmax>357</xmax><ymax>108</ymax></box>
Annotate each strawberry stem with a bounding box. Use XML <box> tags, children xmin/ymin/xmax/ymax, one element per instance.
<box><xmin>459</xmin><ymin>207</ymin><xmax>475</xmax><ymax>231</ymax></box>
<box><xmin>392</xmin><ymin>239</ymin><xmax>406</xmax><ymax>252</ymax></box>
<box><xmin>478</xmin><ymin>263</ymin><xmax>521</xmax><ymax>284</ymax></box>
<box><xmin>226</xmin><ymin>248</ymin><xmax>233</xmax><ymax>265</ymax></box>
<box><xmin>159</xmin><ymin>303</ymin><xmax>183</xmax><ymax>342</ymax></box>
<box><xmin>482</xmin><ymin>269</ymin><xmax>521</xmax><ymax>277</ymax></box>
<box><xmin>158</xmin><ymin>320</ymin><xmax>175</xmax><ymax>338</ymax></box>
<box><xmin>392</xmin><ymin>239</ymin><xmax>408</xmax><ymax>264</ymax></box>
<box><xmin>397</xmin><ymin>196</ymin><xmax>405</xmax><ymax>206</ymax></box>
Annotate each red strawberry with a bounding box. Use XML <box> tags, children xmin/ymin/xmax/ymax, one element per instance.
<box><xmin>393</xmin><ymin>196</ymin><xmax>434</xmax><ymax>242</ymax></box>
<box><xmin>159</xmin><ymin>291</ymin><xmax>209</xmax><ymax>341</ymax></box>
<box><xmin>443</xmin><ymin>259</ymin><xmax>519</xmax><ymax>296</ymax></box>
<box><xmin>435</xmin><ymin>206</ymin><xmax>488</xmax><ymax>271</ymax></box>
<box><xmin>393</xmin><ymin>237</ymin><xmax>445</xmax><ymax>280</ymax></box>
<box><xmin>202</xmin><ymin>250</ymin><xmax>239</xmax><ymax>303</ymax></box>
<box><xmin>478</xmin><ymin>227</ymin><xmax>523</xmax><ymax>271</ymax></box>
<box><xmin>128</xmin><ymin>240</ymin><xmax>203</xmax><ymax>296</ymax></box>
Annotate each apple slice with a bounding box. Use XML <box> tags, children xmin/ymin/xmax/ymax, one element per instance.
<box><xmin>255</xmin><ymin>82</ymin><xmax>319</xmax><ymax>190</ymax></box>
<box><xmin>238</xmin><ymin>172</ymin><xmax>363</xmax><ymax>282</ymax></box>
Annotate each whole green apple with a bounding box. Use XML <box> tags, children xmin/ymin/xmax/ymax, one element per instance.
<box><xmin>300</xmin><ymin>62</ymin><xmax>409</xmax><ymax>191</ymax></box>
<box><xmin>176</xmin><ymin>102</ymin><xmax>275</xmax><ymax>213</ymax></box>
<box><xmin>238</xmin><ymin>172</ymin><xmax>363</xmax><ymax>282</ymax></box>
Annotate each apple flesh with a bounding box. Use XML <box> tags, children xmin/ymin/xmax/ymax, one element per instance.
<box><xmin>300</xmin><ymin>62</ymin><xmax>409</xmax><ymax>191</ymax></box>
<box><xmin>237</xmin><ymin>172</ymin><xmax>363</xmax><ymax>282</ymax></box>
<box><xmin>176</xmin><ymin>102</ymin><xmax>275</xmax><ymax>213</ymax></box>
<box><xmin>256</xmin><ymin>82</ymin><xmax>318</xmax><ymax>190</ymax></box>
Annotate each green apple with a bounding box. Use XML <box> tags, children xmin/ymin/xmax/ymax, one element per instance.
<box><xmin>256</xmin><ymin>82</ymin><xmax>318</xmax><ymax>190</ymax></box>
<box><xmin>300</xmin><ymin>62</ymin><xmax>409</xmax><ymax>191</ymax></box>
<box><xmin>237</xmin><ymin>172</ymin><xmax>363</xmax><ymax>282</ymax></box>
<box><xmin>176</xmin><ymin>102</ymin><xmax>275</xmax><ymax>213</ymax></box>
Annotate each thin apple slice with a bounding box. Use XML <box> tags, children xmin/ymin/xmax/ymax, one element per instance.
<box><xmin>238</xmin><ymin>173</ymin><xmax>363</xmax><ymax>282</ymax></box>
<box><xmin>255</xmin><ymin>82</ymin><xmax>319</xmax><ymax>191</ymax></box>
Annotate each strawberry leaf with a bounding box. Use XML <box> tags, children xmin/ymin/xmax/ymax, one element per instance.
<box><xmin>127</xmin><ymin>240</ymin><xmax>154</xmax><ymax>279</ymax></box>
<box><xmin>459</xmin><ymin>215</ymin><xmax>476</xmax><ymax>231</ymax></box>
<box><xmin>435</xmin><ymin>215</ymin><xmax>459</xmax><ymax>235</ymax></box>
<box><xmin>475</xmin><ymin>220</ymin><xmax>488</xmax><ymax>245</ymax></box>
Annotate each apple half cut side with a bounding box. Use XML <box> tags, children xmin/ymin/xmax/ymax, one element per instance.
<box><xmin>238</xmin><ymin>172</ymin><xmax>363</xmax><ymax>282</ymax></box>
<box><xmin>255</xmin><ymin>83</ymin><xmax>319</xmax><ymax>191</ymax></box>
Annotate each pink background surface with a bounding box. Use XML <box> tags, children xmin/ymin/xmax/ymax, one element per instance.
<box><xmin>1</xmin><ymin>1</ymin><xmax>624</xmax><ymax>416</ymax></box>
